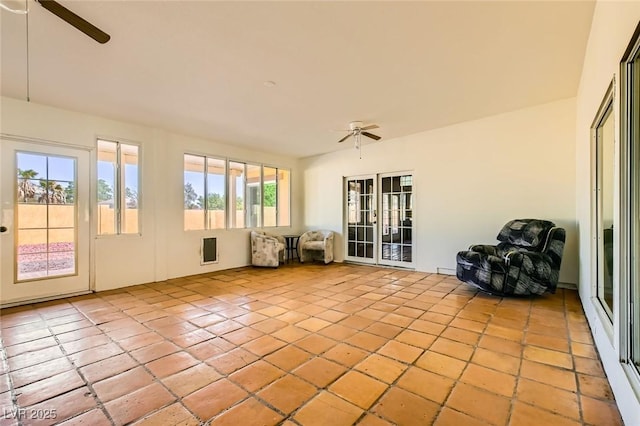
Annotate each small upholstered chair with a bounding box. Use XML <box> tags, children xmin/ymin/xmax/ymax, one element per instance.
<box><xmin>250</xmin><ymin>231</ymin><xmax>285</xmax><ymax>267</ymax></box>
<box><xmin>298</xmin><ymin>230</ymin><xmax>334</xmax><ymax>264</ymax></box>
<box><xmin>456</xmin><ymin>219</ymin><xmax>565</xmax><ymax>296</ymax></box>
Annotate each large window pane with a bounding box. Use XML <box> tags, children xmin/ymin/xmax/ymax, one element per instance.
<box><xmin>16</xmin><ymin>152</ymin><xmax>77</xmax><ymax>281</ymax></box>
<box><xmin>207</xmin><ymin>158</ymin><xmax>226</xmax><ymax>229</ymax></box>
<box><xmin>97</xmin><ymin>140</ymin><xmax>117</xmax><ymax>235</ymax></box>
<box><xmin>621</xmin><ymin>26</ymin><xmax>640</xmax><ymax>373</ymax></box>
<box><xmin>246</xmin><ymin>164</ymin><xmax>261</xmax><ymax>228</ymax></box>
<box><xmin>122</xmin><ymin>144</ymin><xmax>139</xmax><ymax>234</ymax></box>
<box><xmin>634</xmin><ymin>132</ymin><xmax>640</xmax><ymax>368</ymax></box>
<box><xmin>278</xmin><ymin>169</ymin><xmax>290</xmax><ymax>227</ymax></box>
<box><xmin>98</xmin><ymin>140</ymin><xmax>140</xmax><ymax>235</ymax></box>
<box><xmin>184</xmin><ymin>154</ymin><xmax>205</xmax><ymax>231</ymax></box>
<box><xmin>263</xmin><ymin>167</ymin><xmax>277</xmax><ymax>227</ymax></box>
<box><xmin>595</xmin><ymin>92</ymin><xmax>615</xmax><ymax>320</ymax></box>
<box><xmin>631</xmin><ymin>48</ymin><xmax>640</xmax><ymax>369</ymax></box>
<box><xmin>182</xmin><ymin>157</ymin><xmax>290</xmax><ymax>230</ymax></box>
<box><xmin>229</xmin><ymin>161</ymin><xmax>245</xmax><ymax>228</ymax></box>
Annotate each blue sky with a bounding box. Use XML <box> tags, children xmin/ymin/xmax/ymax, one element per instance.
<box><xmin>17</xmin><ymin>152</ymin><xmax>240</xmax><ymax>200</ymax></box>
<box><xmin>184</xmin><ymin>171</ymin><xmax>229</xmax><ymax>198</ymax></box>
<box><xmin>96</xmin><ymin>161</ymin><xmax>138</xmax><ymax>192</ymax></box>
<box><xmin>17</xmin><ymin>152</ymin><xmax>75</xmax><ymax>183</ymax></box>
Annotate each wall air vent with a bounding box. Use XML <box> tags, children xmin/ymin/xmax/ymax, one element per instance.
<box><xmin>201</xmin><ymin>237</ymin><xmax>218</xmax><ymax>265</ymax></box>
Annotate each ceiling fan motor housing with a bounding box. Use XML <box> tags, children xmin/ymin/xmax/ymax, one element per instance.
<box><xmin>349</xmin><ymin>121</ymin><xmax>363</xmax><ymax>131</ymax></box>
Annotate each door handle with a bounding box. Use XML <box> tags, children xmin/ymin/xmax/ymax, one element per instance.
<box><xmin>0</xmin><ymin>226</ymin><xmax>7</xmax><ymax>233</ymax></box>
<box><xmin>372</xmin><ymin>210</ymin><xmax>377</xmax><ymax>224</ymax></box>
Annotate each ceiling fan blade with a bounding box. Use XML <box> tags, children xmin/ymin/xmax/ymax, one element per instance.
<box><xmin>338</xmin><ymin>133</ymin><xmax>353</xmax><ymax>143</ymax></box>
<box><xmin>361</xmin><ymin>124</ymin><xmax>379</xmax><ymax>131</ymax></box>
<box><xmin>362</xmin><ymin>132</ymin><xmax>381</xmax><ymax>141</ymax></box>
<box><xmin>36</xmin><ymin>0</ymin><xmax>111</xmax><ymax>44</ymax></box>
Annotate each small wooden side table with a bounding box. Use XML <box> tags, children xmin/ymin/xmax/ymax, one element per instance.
<box><xmin>283</xmin><ymin>235</ymin><xmax>300</xmax><ymax>263</ymax></box>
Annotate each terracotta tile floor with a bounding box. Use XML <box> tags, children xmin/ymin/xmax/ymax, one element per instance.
<box><xmin>0</xmin><ymin>263</ymin><xmax>624</xmax><ymax>425</ymax></box>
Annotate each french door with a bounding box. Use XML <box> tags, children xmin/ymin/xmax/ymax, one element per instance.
<box><xmin>0</xmin><ymin>139</ymin><xmax>91</xmax><ymax>306</ymax></box>
<box><xmin>344</xmin><ymin>172</ymin><xmax>414</xmax><ymax>267</ymax></box>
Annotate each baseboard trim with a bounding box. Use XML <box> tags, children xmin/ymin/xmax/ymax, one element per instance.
<box><xmin>557</xmin><ymin>282</ymin><xmax>577</xmax><ymax>291</ymax></box>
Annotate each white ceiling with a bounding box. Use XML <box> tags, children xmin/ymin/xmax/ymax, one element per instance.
<box><xmin>1</xmin><ymin>1</ymin><xmax>595</xmax><ymax>158</ymax></box>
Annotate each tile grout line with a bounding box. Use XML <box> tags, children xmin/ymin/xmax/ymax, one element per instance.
<box><xmin>0</xmin><ymin>316</ymin><xmax>24</xmax><ymax>426</ymax></box>
<box><xmin>0</xmin><ymin>265</ymin><xmax>622</xmax><ymax>425</ymax></box>
<box><xmin>40</xmin><ymin>301</ymin><xmax>116</xmax><ymax>426</ymax></box>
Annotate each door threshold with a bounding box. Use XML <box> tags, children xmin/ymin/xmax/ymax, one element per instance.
<box><xmin>1</xmin><ymin>290</ymin><xmax>94</xmax><ymax>309</ymax></box>
<box><xmin>343</xmin><ymin>260</ymin><xmax>416</xmax><ymax>271</ymax></box>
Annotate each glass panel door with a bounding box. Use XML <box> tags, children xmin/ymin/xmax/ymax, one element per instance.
<box><xmin>593</xmin><ymin>82</ymin><xmax>615</xmax><ymax>321</ymax></box>
<box><xmin>631</xmin><ymin>49</ymin><xmax>640</xmax><ymax>370</ymax></box>
<box><xmin>344</xmin><ymin>176</ymin><xmax>376</xmax><ymax>264</ymax></box>
<box><xmin>379</xmin><ymin>173</ymin><xmax>413</xmax><ymax>267</ymax></box>
<box><xmin>1</xmin><ymin>140</ymin><xmax>90</xmax><ymax>306</ymax></box>
<box><xmin>344</xmin><ymin>173</ymin><xmax>414</xmax><ymax>267</ymax></box>
<box><xmin>16</xmin><ymin>152</ymin><xmax>77</xmax><ymax>280</ymax></box>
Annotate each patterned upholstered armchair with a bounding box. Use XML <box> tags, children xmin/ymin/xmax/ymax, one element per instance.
<box><xmin>250</xmin><ymin>231</ymin><xmax>285</xmax><ymax>267</ymax></box>
<box><xmin>456</xmin><ymin>219</ymin><xmax>565</xmax><ymax>296</ymax></box>
<box><xmin>299</xmin><ymin>230</ymin><xmax>334</xmax><ymax>264</ymax></box>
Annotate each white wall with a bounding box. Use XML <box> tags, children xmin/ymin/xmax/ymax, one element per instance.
<box><xmin>575</xmin><ymin>2</ymin><xmax>640</xmax><ymax>424</ymax></box>
<box><xmin>302</xmin><ymin>97</ymin><xmax>578</xmax><ymax>284</ymax></box>
<box><xmin>0</xmin><ymin>96</ymin><xmax>303</xmax><ymax>291</ymax></box>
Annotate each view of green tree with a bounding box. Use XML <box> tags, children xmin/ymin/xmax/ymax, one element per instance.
<box><xmin>39</xmin><ymin>179</ymin><xmax>67</xmax><ymax>204</ymax></box>
<box><xmin>184</xmin><ymin>182</ymin><xmax>201</xmax><ymax>209</ymax></box>
<box><xmin>237</xmin><ymin>196</ymin><xmax>244</xmax><ymax>209</ymax></box>
<box><xmin>207</xmin><ymin>193</ymin><xmax>225</xmax><ymax>210</ymax></box>
<box><xmin>65</xmin><ymin>182</ymin><xmax>76</xmax><ymax>204</ymax></box>
<box><xmin>125</xmin><ymin>187</ymin><xmax>138</xmax><ymax>208</ymax></box>
<box><xmin>263</xmin><ymin>183</ymin><xmax>276</xmax><ymax>207</ymax></box>
<box><xmin>98</xmin><ymin>179</ymin><xmax>113</xmax><ymax>202</ymax></box>
<box><xmin>17</xmin><ymin>168</ymin><xmax>39</xmax><ymax>202</ymax></box>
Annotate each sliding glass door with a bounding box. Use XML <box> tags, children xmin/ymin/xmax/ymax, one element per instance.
<box><xmin>621</xmin><ymin>23</ymin><xmax>640</xmax><ymax>377</ymax></box>
<box><xmin>593</xmin><ymin>82</ymin><xmax>615</xmax><ymax>321</ymax></box>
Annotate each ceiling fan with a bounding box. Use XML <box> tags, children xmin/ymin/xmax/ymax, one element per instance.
<box><xmin>35</xmin><ymin>0</ymin><xmax>110</xmax><ymax>44</ymax></box>
<box><xmin>337</xmin><ymin>121</ymin><xmax>382</xmax><ymax>144</ymax></box>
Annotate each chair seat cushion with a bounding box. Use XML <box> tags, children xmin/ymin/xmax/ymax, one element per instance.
<box><xmin>303</xmin><ymin>241</ymin><xmax>325</xmax><ymax>251</ymax></box>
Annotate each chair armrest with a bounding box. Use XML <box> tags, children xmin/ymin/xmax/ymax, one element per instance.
<box><xmin>299</xmin><ymin>232</ymin><xmax>311</xmax><ymax>248</ymax></box>
<box><xmin>254</xmin><ymin>233</ymin><xmax>280</xmax><ymax>247</ymax></box>
<box><xmin>469</xmin><ymin>244</ymin><xmax>498</xmax><ymax>256</ymax></box>
<box><xmin>504</xmin><ymin>250</ymin><xmax>551</xmax><ymax>264</ymax></box>
<box><xmin>503</xmin><ymin>250</ymin><xmax>553</xmax><ymax>280</ymax></box>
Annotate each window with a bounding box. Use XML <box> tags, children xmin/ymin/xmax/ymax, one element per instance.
<box><xmin>228</xmin><ymin>161</ymin><xmax>245</xmax><ymax>229</ymax></box>
<box><xmin>207</xmin><ymin>158</ymin><xmax>226</xmax><ymax>229</ymax></box>
<box><xmin>620</xmin><ymin>21</ymin><xmax>640</xmax><ymax>380</ymax></box>
<box><xmin>592</xmin><ymin>81</ymin><xmax>615</xmax><ymax>321</ymax></box>
<box><xmin>183</xmin><ymin>154</ymin><xmax>226</xmax><ymax>230</ymax></box>
<box><xmin>263</xmin><ymin>167</ymin><xmax>277</xmax><ymax>227</ymax></box>
<box><xmin>185</xmin><ymin>156</ymin><xmax>291</xmax><ymax>230</ymax></box>
<box><xmin>246</xmin><ymin>163</ymin><xmax>262</xmax><ymax>228</ymax></box>
<box><xmin>278</xmin><ymin>169</ymin><xmax>291</xmax><ymax>227</ymax></box>
<box><xmin>97</xmin><ymin>139</ymin><xmax>139</xmax><ymax>235</ymax></box>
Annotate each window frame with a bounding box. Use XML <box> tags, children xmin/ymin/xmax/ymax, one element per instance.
<box><xmin>183</xmin><ymin>154</ymin><xmax>291</xmax><ymax>231</ymax></box>
<box><xmin>96</xmin><ymin>138</ymin><xmax>141</xmax><ymax>236</ymax></box>
<box><xmin>263</xmin><ymin>166</ymin><xmax>291</xmax><ymax>228</ymax></box>
<box><xmin>227</xmin><ymin>159</ymin><xmax>246</xmax><ymax>230</ymax></box>
<box><xmin>619</xmin><ymin>20</ymin><xmax>640</xmax><ymax>396</ymax></box>
<box><xmin>591</xmin><ymin>80</ymin><xmax>616</xmax><ymax>328</ymax></box>
<box><xmin>183</xmin><ymin>153</ymin><xmax>228</xmax><ymax>231</ymax></box>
